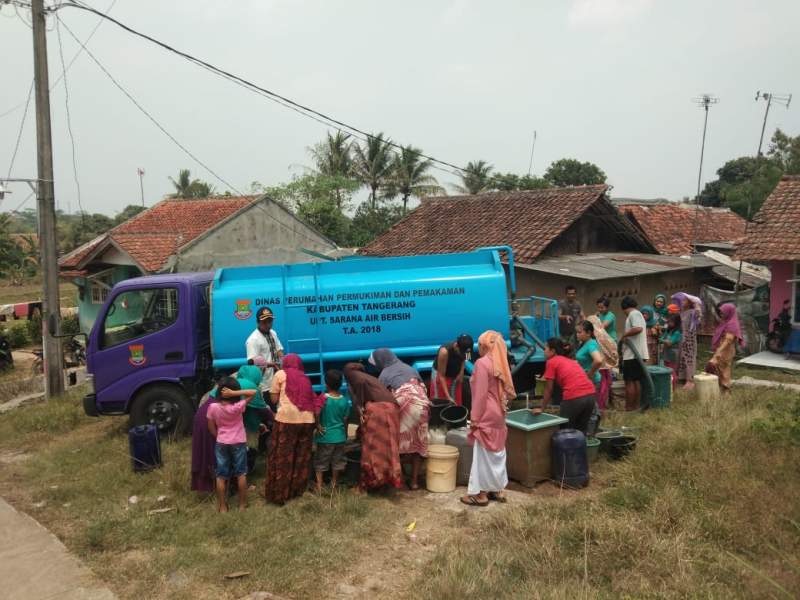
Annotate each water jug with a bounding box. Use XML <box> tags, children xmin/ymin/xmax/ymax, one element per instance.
<box><xmin>445</xmin><ymin>427</ymin><xmax>472</xmax><ymax>486</ymax></box>
<box><xmin>551</xmin><ymin>429</ymin><xmax>588</xmax><ymax>488</ymax></box>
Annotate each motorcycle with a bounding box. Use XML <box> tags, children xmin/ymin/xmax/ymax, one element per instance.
<box><xmin>766</xmin><ymin>305</ymin><xmax>792</xmax><ymax>354</ymax></box>
<box><xmin>30</xmin><ymin>337</ymin><xmax>87</xmax><ymax>376</ymax></box>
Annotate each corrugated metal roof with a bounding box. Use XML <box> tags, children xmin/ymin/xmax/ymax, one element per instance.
<box><xmin>517</xmin><ymin>252</ymin><xmax>718</xmax><ymax>281</ymax></box>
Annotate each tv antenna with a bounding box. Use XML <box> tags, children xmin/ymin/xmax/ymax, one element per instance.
<box><xmin>755</xmin><ymin>91</ymin><xmax>792</xmax><ymax>156</ymax></box>
<box><xmin>527</xmin><ymin>131</ymin><xmax>537</xmax><ymax>176</ymax></box>
<box><xmin>690</xmin><ymin>94</ymin><xmax>719</xmax><ymax>251</ymax></box>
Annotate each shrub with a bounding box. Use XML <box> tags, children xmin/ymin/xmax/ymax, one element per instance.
<box><xmin>4</xmin><ymin>321</ymin><xmax>31</xmax><ymax>348</ymax></box>
<box><xmin>61</xmin><ymin>313</ymin><xmax>80</xmax><ymax>336</ymax></box>
<box><xmin>26</xmin><ymin>313</ymin><xmax>42</xmax><ymax>345</ymax></box>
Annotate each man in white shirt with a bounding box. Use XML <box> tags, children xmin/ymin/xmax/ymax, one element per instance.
<box><xmin>245</xmin><ymin>307</ymin><xmax>284</xmax><ymax>393</ymax></box>
<box><xmin>619</xmin><ymin>296</ymin><xmax>649</xmax><ymax>411</ymax></box>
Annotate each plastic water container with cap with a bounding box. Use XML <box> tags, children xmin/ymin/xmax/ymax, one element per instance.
<box><xmin>445</xmin><ymin>427</ymin><xmax>473</xmax><ymax>486</ymax></box>
<box><xmin>551</xmin><ymin>429</ymin><xmax>589</xmax><ymax>488</ymax></box>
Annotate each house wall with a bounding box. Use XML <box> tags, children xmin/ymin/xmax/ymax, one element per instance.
<box><xmin>769</xmin><ymin>260</ymin><xmax>796</xmax><ymax>323</ymax></box>
<box><xmin>75</xmin><ymin>265</ymin><xmax>142</xmax><ymax>333</ymax></box>
<box><xmin>173</xmin><ymin>200</ymin><xmax>336</xmax><ymax>272</ymax></box>
<box><xmin>512</xmin><ymin>267</ymin><xmax>709</xmax><ymax>336</ymax></box>
<box><xmin>541</xmin><ymin>212</ymin><xmax>645</xmax><ymax>258</ymax></box>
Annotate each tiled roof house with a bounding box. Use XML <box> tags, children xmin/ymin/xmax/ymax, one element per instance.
<box><xmin>59</xmin><ymin>195</ymin><xmax>337</xmax><ymax>331</ymax></box>
<box><xmin>738</xmin><ymin>175</ymin><xmax>800</xmax><ymax>324</ymax></box>
<box><xmin>618</xmin><ymin>204</ymin><xmax>747</xmax><ymax>256</ymax></box>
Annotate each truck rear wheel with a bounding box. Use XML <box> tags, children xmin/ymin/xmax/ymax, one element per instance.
<box><xmin>130</xmin><ymin>384</ymin><xmax>193</xmax><ymax>437</ymax></box>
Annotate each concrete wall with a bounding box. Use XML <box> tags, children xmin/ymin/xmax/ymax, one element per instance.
<box><xmin>769</xmin><ymin>260</ymin><xmax>797</xmax><ymax>323</ymax></box>
<box><xmin>173</xmin><ymin>199</ymin><xmax>337</xmax><ymax>272</ymax></box>
<box><xmin>513</xmin><ymin>267</ymin><xmax>710</xmax><ymax>336</ymax></box>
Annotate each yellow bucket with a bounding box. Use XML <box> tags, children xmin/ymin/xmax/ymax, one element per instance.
<box><xmin>425</xmin><ymin>444</ymin><xmax>460</xmax><ymax>493</ymax></box>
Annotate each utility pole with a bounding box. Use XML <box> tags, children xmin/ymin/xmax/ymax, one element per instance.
<box><xmin>137</xmin><ymin>167</ymin><xmax>145</xmax><ymax>206</ymax></box>
<box><xmin>32</xmin><ymin>0</ymin><xmax>65</xmax><ymax>398</ymax></box>
<box><xmin>690</xmin><ymin>94</ymin><xmax>718</xmax><ymax>251</ymax></box>
<box><xmin>755</xmin><ymin>91</ymin><xmax>792</xmax><ymax>156</ymax></box>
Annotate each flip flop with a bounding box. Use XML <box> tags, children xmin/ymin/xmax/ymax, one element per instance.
<box><xmin>460</xmin><ymin>495</ymin><xmax>489</xmax><ymax>507</ymax></box>
<box><xmin>487</xmin><ymin>492</ymin><xmax>508</xmax><ymax>503</ymax></box>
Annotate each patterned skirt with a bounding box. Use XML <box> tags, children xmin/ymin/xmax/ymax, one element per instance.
<box><xmin>360</xmin><ymin>402</ymin><xmax>402</xmax><ymax>491</ymax></box>
<box><xmin>678</xmin><ymin>332</ymin><xmax>698</xmax><ymax>381</ymax></box>
<box><xmin>395</xmin><ymin>380</ymin><xmax>430</xmax><ymax>457</ymax></box>
<box><xmin>265</xmin><ymin>421</ymin><xmax>314</xmax><ymax>505</ymax></box>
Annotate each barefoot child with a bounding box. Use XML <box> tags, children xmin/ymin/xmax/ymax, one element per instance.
<box><xmin>313</xmin><ymin>370</ymin><xmax>351</xmax><ymax>493</ymax></box>
<box><xmin>207</xmin><ymin>376</ymin><xmax>258</xmax><ymax>512</ymax></box>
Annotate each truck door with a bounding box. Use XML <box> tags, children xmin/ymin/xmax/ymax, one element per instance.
<box><xmin>91</xmin><ymin>285</ymin><xmax>185</xmax><ymax>411</ymax></box>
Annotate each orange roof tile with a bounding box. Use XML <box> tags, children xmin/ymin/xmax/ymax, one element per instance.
<box><xmin>619</xmin><ymin>204</ymin><xmax>747</xmax><ymax>255</ymax></box>
<box><xmin>59</xmin><ymin>196</ymin><xmax>256</xmax><ymax>272</ymax></box>
<box><xmin>738</xmin><ymin>175</ymin><xmax>800</xmax><ymax>261</ymax></box>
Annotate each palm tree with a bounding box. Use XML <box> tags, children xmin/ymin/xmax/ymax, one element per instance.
<box><xmin>391</xmin><ymin>146</ymin><xmax>445</xmax><ymax>213</ymax></box>
<box><xmin>309</xmin><ymin>131</ymin><xmax>353</xmax><ymax>177</ymax></box>
<box><xmin>452</xmin><ymin>160</ymin><xmax>494</xmax><ymax>195</ymax></box>
<box><xmin>169</xmin><ymin>169</ymin><xmax>214</xmax><ymax>198</ymax></box>
<box><xmin>352</xmin><ymin>132</ymin><xmax>395</xmax><ymax>210</ymax></box>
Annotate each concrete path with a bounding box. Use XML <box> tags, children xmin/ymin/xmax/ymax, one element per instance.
<box><xmin>734</xmin><ymin>375</ymin><xmax>800</xmax><ymax>393</ymax></box>
<box><xmin>0</xmin><ymin>497</ymin><xmax>117</xmax><ymax>600</ymax></box>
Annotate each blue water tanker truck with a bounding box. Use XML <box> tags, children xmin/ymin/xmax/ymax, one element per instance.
<box><xmin>81</xmin><ymin>247</ymin><xmax>558</xmax><ymax>433</ymax></box>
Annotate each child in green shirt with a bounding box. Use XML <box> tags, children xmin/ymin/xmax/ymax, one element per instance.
<box><xmin>313</xmin><ymin>369</ymin><xmax>351</xmax><ymax>492</ymax></box>
<box><xmin>660</xmin><ymin>314</ymin><xmax>682</xmax><ymax>389</ymax></box>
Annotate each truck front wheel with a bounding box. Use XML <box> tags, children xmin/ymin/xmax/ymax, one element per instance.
<box><xmin>130</xmin><ymin>385</ymin><xmax>193</xmax><ymax>436</ymax></box>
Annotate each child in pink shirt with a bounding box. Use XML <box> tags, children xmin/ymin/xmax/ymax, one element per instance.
<box><xmin>207</xmin><ymin>376</ymin><xmax>257</xmax><ymax>512</ymax></box>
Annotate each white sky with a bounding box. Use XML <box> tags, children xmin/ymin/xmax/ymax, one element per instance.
<box><xmin>1</xmin><ymin>0</ymin><xmax>799</xmax><ymax>216</ymax></box>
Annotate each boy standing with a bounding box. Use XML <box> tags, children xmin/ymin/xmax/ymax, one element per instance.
<box><xmin>313</xmin><ymin>370</ymin><xmax>351</xmax><ymax>493</ymax></box>
<box><xmin>619</xmin><ymin>296</ymin><xmax>649</xmax><ymax>411</ymax></box>
<box><xmin>207</xmin><ymin>377</ymin><xmax>257</xmax><ymax>512</ymax></box>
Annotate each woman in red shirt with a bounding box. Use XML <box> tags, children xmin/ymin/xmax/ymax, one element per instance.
<box><xmin>533</xmin><ymin>337</ymin><xmax>596</xmax><ymax>434</ymax></box>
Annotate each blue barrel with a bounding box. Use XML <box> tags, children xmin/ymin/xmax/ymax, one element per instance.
<box><xmin>551</xmin><ymin>429</ymin><xmax>589</xmax><ymax>488</ymax></box>
<box><xmin>128</xmin><ymin>424</ymin><xmax>161</xmax><ymax>472</ymax></box>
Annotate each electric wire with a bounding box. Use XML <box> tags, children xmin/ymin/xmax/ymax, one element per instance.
<box><xmin>0</xmin><ymin>0</ymin><xmax>117</xmax><ymax>120</ymax></box>
<box><xmin>57</xmin><ymin>1</ymin><xmax>469</xmax><ymax>179</ymax></box>
<box><xmin>55</xmin><ymin>15</ymin><xmax>85</xmax><ymax>218</ymax></box>
<box><xmin>5</xmin><ymin>79</ymin><xmax>34</xmax><ymax>181</ymax></box>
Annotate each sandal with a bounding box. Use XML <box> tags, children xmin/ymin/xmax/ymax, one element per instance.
<box><xmin>460</xmin><ymin>495</ymin><xmax>489</xmax><ymax>507</ymax></box>
<box><xmin>487</xmin><ymin>492</ymin><xmax>507</xmax><ymax>503</ymax></box>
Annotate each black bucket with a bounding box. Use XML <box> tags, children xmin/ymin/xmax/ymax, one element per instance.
<box><xmin>440</xmin><ymin>404</ymin><xmax>468</xmax><ymax>429</ymax></box>
<box><xmin>608</xmin><ymin>436</ymin><xmax>637</xmax><ymax>460</ymax></box>
<box><xmin>429</xmin><ymin>399</ymin><xmax>453</xmax><ymax>428</ymax></box>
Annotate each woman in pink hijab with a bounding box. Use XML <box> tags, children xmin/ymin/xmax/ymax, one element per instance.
<box><xmin>461</xmin><ymin>330</ymin><xmax>515</xmax><ymax>507</ymax></box>
<box><xmin>706</xmin><ymin>303</ymin><xmax>744</xmax><ymax>394</ymax></box>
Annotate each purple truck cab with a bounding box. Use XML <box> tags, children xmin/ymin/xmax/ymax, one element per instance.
<box><xmin>83</xmin><ymin>272</ymin><xmax>214</xmax><ymax>433</ymax></box>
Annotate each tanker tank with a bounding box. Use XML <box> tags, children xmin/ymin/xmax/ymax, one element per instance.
<box><xmin>210</xmin><ymin>250</ymin><xmax>510</xmax><ymax>371</ymax></box>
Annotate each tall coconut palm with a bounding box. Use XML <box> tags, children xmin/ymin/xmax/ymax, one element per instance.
<box><xmin>352</xmin><ymin>132</ymin><xmax>395</xmax><ymax>210</ymax></box>
<box><xmin>452</xmin><ymin>160</ymin><xmax>494</xmax><ymax>195</ymax></box>
<box><xmin>169</xmin><ymin>169</ymin><xmax>214</xmax><ymax>198</ymax></box>
<box><xmin>391</xmin><ymin>146</ymin><xmax>445</xmax><ymax>213</ymax></box>
<box><xmin>309</xmin><ymin>131</ymin><xmax>353</xmax><ymax>177</ymax></box>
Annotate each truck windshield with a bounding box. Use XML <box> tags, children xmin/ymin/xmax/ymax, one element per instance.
<box><xmin>101</xmin><ymin>287</ymin><xmax>179</xmax><ymax>349</ymax></box>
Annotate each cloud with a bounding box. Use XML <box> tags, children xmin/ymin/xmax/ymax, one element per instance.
<box><xmin>568</xmin><ymin>0</ymin><xmax>654</xmax><ymax>29</ymax></box>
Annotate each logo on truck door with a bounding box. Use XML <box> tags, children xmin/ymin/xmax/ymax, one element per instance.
<box><xmin>234</xmin><ymin>299</ymin><xmax>253</xmax><ymax>320</ymax></box>
<box><xmin>128</xmin><ymin>344</ymin><xmax>147</xmax><ymax>366</ymax></box>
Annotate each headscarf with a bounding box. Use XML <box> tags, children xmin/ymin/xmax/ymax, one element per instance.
<box><xmin>281</xmin><ymin>354</ymin><xmax>324</xmax><ymax>414</ymax></box>
<box><xmin>667</xmin><ymin>303</ymin><xmax>680</xmax><ymax>315</ymax></box>
<box><xmin>477</xmin><ymin>330</ymin><xmax>516</xmax><ymax>403</ymax></box>
<box><xmin>343</xmin><ymin>362</ymin><xmax>396</xmax><ymax>411</ymax></box>
<box><xmin>654</xmin><ymin>294</ymin><xmax>668</xmax><ymax>315</ymax></box>
<box><xmin>586</xmin><ymin>315</ymin><xmax>619</xmax><ymax>368</ymax></box>
<box><xmin>369</xmin><ymin>348</ymin><xmax>421</xmax><ymax>390</ymax></box>
<box><xmin>640</xmin><ymin>305</ymin><xmax>657</xmax><ymax>328</ymax></box>
<box><xmin>671</xmin><ymin>292</ymin><xmax>703</xmax><ymax>332</ymax></box>
<box><xmin>712</xmin><ymin>303</ymin><xmax>744</xmax><ymax>351</ymax></box>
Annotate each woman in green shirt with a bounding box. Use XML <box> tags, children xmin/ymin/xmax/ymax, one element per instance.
<box><xmin>659</xmin><ymin>313</ymin><xmax>682</xmax><ymax>390</ymax></box>
<box><xmin>575</xmin><ymin>321</ymin><xmax>604</xmax><ymax>435</ymax></box>
<box><xmin>595</xmin><ymin>296</ymin><xmax>617</xmax><ymax>341</ymax></box>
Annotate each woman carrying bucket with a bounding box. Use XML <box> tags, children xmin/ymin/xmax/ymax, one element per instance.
<box><xmin>461</xmin><ymin>330</ymin><xmax>516</xmax><ymax>507</ymax></box>
<box><xmin>369</xmin><ymin>348</ymin><xmax>431</xmax><ymax>490</ymax></box>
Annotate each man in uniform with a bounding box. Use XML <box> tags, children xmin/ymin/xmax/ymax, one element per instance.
<box><xmin>245</xmin><ymin>307</ymin><xmax>284</xmax><ymax>394</ymax></box>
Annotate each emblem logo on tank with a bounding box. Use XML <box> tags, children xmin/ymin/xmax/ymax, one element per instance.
<box><xmin>234</xmin><ymin>299</ymin><xmax>253</xmax><ymax>320</ymax></box>
<box><xmin>128</xmin><ymin>344</ymin><xmax>147</xmax><ymax>367</ymax></box>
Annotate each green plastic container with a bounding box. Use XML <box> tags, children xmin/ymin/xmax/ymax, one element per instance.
<box><xmin>586</xmin><ymin>437</ymin><xmax>601</xmax><ymax>462</ymax></box>
<box><xmin>644</xmin><ymin>365</ymin><xmax>672</xmax><ymax>408</ymax></box>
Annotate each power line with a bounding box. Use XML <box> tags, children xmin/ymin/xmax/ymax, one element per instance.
<box><xmin>55</xmin><ymin>15</ymin><xmax>84</xmax><ymax>217</ymax></box>
<box><xmin>57</xmin><ymin>1</ymin><xmax>470</xmax><ymax>179</ymax></box>
<box><xmin>0</xmin><ymin>0</ymin><xmax>117</xmax><ymax>120</ymax></box>
<box><xmin>57</xmin><ymin>16</ymin><xmax>242</xmax><ymax>196</ymax></box>
<box><xmin>5</xmin><ymin>78</ymin><xmax>34</xmax><ymax>181</ymax></box>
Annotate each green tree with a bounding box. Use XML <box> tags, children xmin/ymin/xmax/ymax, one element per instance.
<box><xmin>59</xmin><ymin>213</ymin><xmax>114</xmax><ymax>254</ymax></box>
<box><xmin>767</xmin><ymin>128</ymin><xmax>800</xmax><ymax>174</ymax></box>
<box><xmin>543</xmin><ymin>158</ymin><xmax>606</xmax><ymax>187</ymax></box>
<box><xmin>489</xmin><ymin>172</ymin><xmax>551</xmax><ymax>191</ymax></box>
<box><xmin>347</xmin><ymin>201</ymin><xmax>404</xmax><ymax>247</ymax></box>
<box><xmin>168</xmin><ymin>169</ymin><xmax>215</xmax><ymax>198</ymax></box>
<box><xmin>308</xmin><ymin>131</ymin><xmax>358</xmax><ymax>210</ymax></box>
<box><xmin>719</xmin><ymin>159</ymin><xmax>783</xmax><ymax>218</ymax></box>
<box><xmin>114</xmin><ymin>204</ymin><xmax>147</xmax><ymax>224</ymax></box>
<box><xmin>453</xmin><ymin>160</ymin><xmax>494</xmax><ymax>195</ymax></box>
<box><xmin>352</xmin><ymin>133</ymin><xmax>395</xmax><ymax>210</ymax></box>
<box><xmin>699</xmin><ymin>156</ymin><xmax>763</xmax><ymax>207</ymax></box>
<box><xmin>389</xmin><ymin>146</ymin><xmax>445</xmax><ymax>213</ymax></box>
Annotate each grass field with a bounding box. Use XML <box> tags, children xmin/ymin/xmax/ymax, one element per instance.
<box><xmin>1</xmin><ymin>381</ymin><xmax>798</xmax><ymax>599</ymax></box>
<box><xmin>0</xmin><ymin>279</ymin><xmax>76</xmax><ymax>308</ymax></box>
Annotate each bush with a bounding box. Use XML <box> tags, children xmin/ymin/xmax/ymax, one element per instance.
<box><xmin>4</xmin><ymin>321</ymin><xmax>31</xmax><ymax>348</ymax></box>
<box><xmin>61</xmin><ymin>313</ymin><xmax>80</xmax><ymax>336</ymax></box>
<box><xmin>26</xmin><ymin>313</ymin><xmax>42</xmax><ymax>345</ymax></box>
